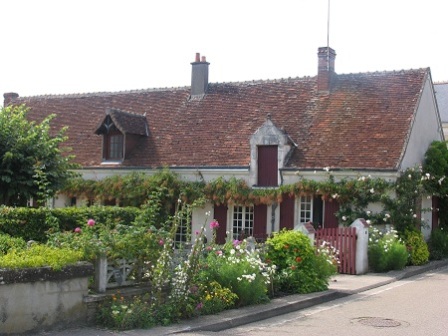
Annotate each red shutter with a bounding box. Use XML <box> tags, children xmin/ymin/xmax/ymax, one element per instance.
<box><xmin>280</xmin><ymin>193</ymin><xmax>295</xmax><ymax>230</ymax></box>
<box><xmin>258</xmin><ymin>146</ymin><xmax>278</xmax><ymax>186</ymax></box>
<box><xmin>432</xmin><ymin>196</ymin><xmax>439</xmax><ymax>231</ymax></box>
<box><xmin>324</xmin><ymin>200</ymin><xmax>339</xmax><ymax>228</ymax></box>
<box><xmin>214</xmin><ymin>204</ymin><xmax>228</xmax><ymax>244</ymax></box>
<box><xmin>253</xmin><ymin>204</ymin><xmax>267</xmax><ymax>240</ymax></box>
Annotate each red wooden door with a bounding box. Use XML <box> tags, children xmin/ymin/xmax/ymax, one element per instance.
<box><xmin>214</xmin><ymin>204</ymin><xmax>228</xmax><ymax>244</ymax></box>
<box><xmin>324</xmin><ymin>200</ymin><xmax>340</xmax><ymax>228</ymax></box>
<box><xmin>280</xmin><ymin>193</ymin><xmax>295</xmax><ymax>230</ymax></box>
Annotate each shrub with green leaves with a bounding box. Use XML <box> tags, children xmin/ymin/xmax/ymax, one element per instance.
<box><xmin>0</xmin><ymin>233</ymin><xmax>26</xmax><ymax>255</ymax></box>
<box><xmin>0</xmin><ymin>244</ymin><xmax>83</xmax><ymax>270</ymax></box>
<box><xmin>199</xmin><ymin>241</ymin><xmax>272</xmax><ymax>307</ymax></box>
<box><xmin>368</xmin><ymin>227</ymin><xmax>408</xmax><ymax>272</ymax></box>
<box><xmin>428</xmin><ymin>228</ymin><xmax>448</xmax><ymax>260</ymax></box>
<box><xmin>197</xmin><ymin>281</ymin><xmax>238</xmax><ymax>315</ymax></box>
<box><xmin>403</xmin><ymin>229</ymin><xmax>429</xmax><ymax>266</ymax></box>
<box><xmin>96</xmin><ymin>292</ymin><xmax>156</xmax><ymax>330</ymax></box>
<box><xmin>265</xmin><ymin>229</ymin><xmax>337</xmax><ymax>294</ymax></box>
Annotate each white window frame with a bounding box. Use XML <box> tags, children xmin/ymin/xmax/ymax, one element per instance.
<box><xmin>297</xmin><ymin>195</ymin><xmax>313</xmax><ymax>226</ymax></box>
<box><xmin>232</xmin><ymin>205</ymin><xmax>254</xmax><ymax>240</ymax></box>
<box><xmin>175</xmin><ymin>209</ymin><xmax>192</xmax><ymax>246</ymax></box>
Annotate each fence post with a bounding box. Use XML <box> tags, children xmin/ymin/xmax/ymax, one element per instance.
<box><xmin>94</xmin><ymin>254</ymin><xmax>108</xmax><ymax>293</ymax></box>
<box><xmin>296</xmin><ymin>221</ymin><xmax>316</xmax><ymax>246</ymax></box>
<box><xmin>350</xmin><ymin>218</ymin><xmax>369</xmax><ymax>274</ymax></box>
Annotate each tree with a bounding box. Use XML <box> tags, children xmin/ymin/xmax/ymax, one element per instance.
<box><xmin>0</xmin><ymin>105</ymin><xmax>78</xmax><ymax>206</ymax></box>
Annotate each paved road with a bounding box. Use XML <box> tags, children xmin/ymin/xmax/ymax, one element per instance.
<box><xmin>177</xmin><ymin>266</ymin><xmax>448</xmax><ymax>336</ymax></box>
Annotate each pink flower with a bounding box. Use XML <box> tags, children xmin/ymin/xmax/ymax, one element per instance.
<box><xmin>196</xmin><ymin>302</ymin><xmax>203</xmax><ymax>310</ymax></box>
<box><xmin>158</xmin><ymin>239</ymin><xmax>164</xmax><ymax>246</ymax></box>
<box><xmin>233</xmin><ymin>239</ymin><xmax>241</xmax><ymax>247</ymax></box>
<box><xmin>209</xmin><ymin>220</ymin><xmax>219</xmax><ymax>230</ymax></box>
<box><xmin>206</xmin><ymin>245</ymin><xmax>213</xmax><ymax>251</ymax></box>
<box><xmin>195</xmin><ymin>231</ymin><xmax>200</xmax><ymax>235</ymax></box>
<box><xmin>87</xmin><ymin>219</ymin><xmax>95</xmax><ymax>227</ymax></box>
<box><xmin>74</xmin><ymin>227</ymin><xmax>82</xmax><ymax>233</ymax></box>
<box><xmin>216</xmin><ymin>250</ymin><xmax>223</xmax><ymax>256</ymax></box>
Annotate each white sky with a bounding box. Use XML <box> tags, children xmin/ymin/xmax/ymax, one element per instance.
<box><xmin>1</xmin><ymin>0</ymin><xmax>447</xmax><ymax>98</ymax></box>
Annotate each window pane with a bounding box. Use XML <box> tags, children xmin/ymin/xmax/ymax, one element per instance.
<box><xmin>109</xmin><ymin>134</ymin><xmax>123</xmax><ymax>159</ymax></box>
<box><xmin>233</xmin><ymin>205</ymin><xmax>254</xmax><ymax>239</ymax></box>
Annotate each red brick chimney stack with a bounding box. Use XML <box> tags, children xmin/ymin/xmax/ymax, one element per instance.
<box><xmin>3</xmin><ymin>92</ymin><xmax>19</xmax><ymax>107</ymax></box>
<box><xmin>317</xmin><ymin>47</ymin><xmax>336</xmax><ymax>93</ymax></box>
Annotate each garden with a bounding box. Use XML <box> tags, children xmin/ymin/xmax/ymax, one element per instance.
<box><xmin>2</xmin><ymin>105</ymin><xmax>448</xmax><ymax>331</ymax></box>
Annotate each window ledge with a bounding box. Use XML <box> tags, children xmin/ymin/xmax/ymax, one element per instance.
<box><xmin>101</xmin><ymin>160</ymin><xmax>123</xmax><ymax>165</ymax></box>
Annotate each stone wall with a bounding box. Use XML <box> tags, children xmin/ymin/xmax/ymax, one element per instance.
<box><xmin>0</xmin><ymin>263</ymin><xmax>93</xmax><ymax>335</ymax></box>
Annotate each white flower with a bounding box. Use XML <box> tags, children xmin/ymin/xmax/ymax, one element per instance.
<box><xmin>413</xmin><ymin>214</ymin><xmax>417</xmax><ymax>218</ymax></box>
<box><xmin>370</xmin><ymin>188</ymin><xmax>375</xmax><ymax>194</ymax></box>
<box><xmin>366</xmin><ymin>220</ymin><xmax>371</xmax><ymax>224</ymax></box>
<box><xmin>408</xmin><ymin>174</ymin><xmax>412</xmax><ymax>179</ymax></box>
<box><xmin>342</xmin><ymin>216</ymin><xmax>347</xmax><ymax>221</ymax></box>
<box><xmin>205</xmin><ymin>211</ymin><xmax>211</xmax><ymax>216</ymax></box>
<box><xmin>332</xmin><ymin>193</ymin><xmax>339</xmax><ymax>199</ymax></box>
<box><xmin>385</xmin><ymin>213</ymin><xmax>390</xmax><ymax>218</ymax></box>
<box><xmin>366</xmin><ymin>210</ymin><xmax>371</xmax><ymax>215</ymax></box>
<box><xmin>230</xmin><ymin>249</ymin><xmax>236</xmax><ymax>255</ymax></box>
<box><xmin>324</xmin><ymin>167</ymin><xmax>330</xmax><ymax>172</ymax></box>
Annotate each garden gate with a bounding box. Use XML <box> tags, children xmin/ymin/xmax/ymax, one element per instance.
<box><xmin>315</xmin><ymin>227</ymin><xmax>357</xmax><ymax>275</ymax></box>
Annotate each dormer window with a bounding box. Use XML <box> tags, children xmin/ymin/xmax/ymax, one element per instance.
<box><xmin>95</xmin><ymin>108</ymin><xmax>149</xmax><ymax>163</ymax></box>
<box><xmin>249</xmin><ymin>114</ymin><xmax>296</xmax><ymax>187</ymax></box>
<box><xmin>105</xmin><ymin>131</ymin><xmax>124</xmax><ymax>160</ymax></box>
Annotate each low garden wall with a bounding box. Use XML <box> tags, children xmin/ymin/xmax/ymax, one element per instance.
<box><xmin>0</xmin><ymin>262</ymin><xmax>93</xmax><ymax>335</ymax></box>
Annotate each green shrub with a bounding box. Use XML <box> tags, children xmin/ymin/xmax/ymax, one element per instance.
<box><xmin>428</xmin><ymin>229</ymin><xmax>448</xmax><ymax>260</ymax></box>
<box><xmin>403</xmin><ymin>230</ymin><xmax>429</xmax><ymax>266</ymax></box>
<box><xmin>0</xmin><ymin>206</ymin><xmax>55</xmax><ymax>242</ymax></box>
<box><xmin>368</xmin><ymin>227</ymin><xmax>408</xmax><ymax>272</ymax></box>
<box><xmin>96</xmin><ymin>293</ymin><xmax>156</xmax><ymax>330</ymax></box>
<box><xmin>0</xmin><ymin>206</ymin><xmax>142</xmax><ymax>243</ymax></box>
<box><xmin>0</xmin><ymin>244</ymin><xmax>84</xmax><ymax>270</ymax></box>
<box><xmin>265</xmin><ymin>229</ymin><xmax>337</xmax><ymax>294</ymax></box>
<box><xmin>0</xmin><ymin>233</ymin><xmax>26</xmax><ymax>254</ymax></box>
<box><xmin>197</xmin><ymin>281</ymin><xmax>238</xmax><ymax>315</ymax></box>
<box><xmin>199</xmin><ymin>242</ymin><xmax>271</xmax><ymax>307</ymax></box>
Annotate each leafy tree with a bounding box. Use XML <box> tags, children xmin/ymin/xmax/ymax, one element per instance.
<box><xmin>423</xmin><ymin>141</ymin><xmax>448</xmax><ymax>228</ymax></box>
<box><xmin>0</xmin><ymin>104</ymin><xmax>78</xmax><ymax>206</ymax></box>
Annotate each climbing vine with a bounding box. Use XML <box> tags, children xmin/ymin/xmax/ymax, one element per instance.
<box><xmin>59</xmin><ymin>141</ymin><xmax>448</xmax><ymax>234</ymax></box>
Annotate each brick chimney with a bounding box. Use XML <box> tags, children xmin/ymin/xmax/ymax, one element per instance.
<box><xmin>317</xmin><ymin>47</ymin><xmax>336</xmax><ymax>93</ymax></box>
<box><xmin>190</xmin><ymin>53</ymin><xmax>209</xmax><ymax>97</ymax></box>
<box><xmin>3</xmin><ymin>92</ymin><xmax>19</xmax><ymax>107</ymax></box>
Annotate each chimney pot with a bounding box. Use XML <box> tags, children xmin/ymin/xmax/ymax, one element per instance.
<box><xmin>201</xmin><ymin>56</ymin><xmax>206</xmax><ymax>62</ymax></box>
<box><xmin>195</xmin><ymin>53</ymin><xmax>200</xmax><ymax>62</ymax></box>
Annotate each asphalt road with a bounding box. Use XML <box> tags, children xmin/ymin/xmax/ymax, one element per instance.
<box><xmin>178</xmin><ymin>266</ymin><xmax>448</xmax><ymax>336</ymax></box>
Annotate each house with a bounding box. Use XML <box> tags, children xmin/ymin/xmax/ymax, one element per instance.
<box><xmin>3</xmin><ymin>47</ymin><xmax>444</xmax><ymax>243</ymax></box>
<box><xmin>434</xmin><ymin>82</ymin><xmax>448</xmax><ymax>139</ymax></box>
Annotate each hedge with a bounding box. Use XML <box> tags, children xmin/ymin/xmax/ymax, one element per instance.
<box><xmin>0</xmin><ymin>206</ymin><xmax>141</xmax><ymax>242</ymax></box>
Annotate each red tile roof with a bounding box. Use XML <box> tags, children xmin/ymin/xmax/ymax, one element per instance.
<box><xmin>11</xmin><ymin>68</ymin><xmax>428</xmax><ymax>170</ymax></box>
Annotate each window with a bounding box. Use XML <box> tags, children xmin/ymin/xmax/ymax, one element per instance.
<box><xmin>257</xmin><ymin>145</ymin><xmax>278</xmax><ymax>186</ymax></box>
<box><xmin>175</xmin><ymin>218</ymin><xmax>189</xmax><ymax>246</ymax></box>
<box><xmin>232</xmin><ymin>206</ymin><xmax>254</xmax><ymax>240</ymax></box>
<box><xmin>175</xmin><ymin>207</ymin><xmax>192</xmax><ymax>246</ymax></box>
<box><xmin>104</xmin><ymin>132</ymin><xmax>124</xmax><ymax>161</ymax></box>
<box><xmin>298</xmin><ymin>195</ymin><xmax>313</xmax><ymax>225</ymax></box>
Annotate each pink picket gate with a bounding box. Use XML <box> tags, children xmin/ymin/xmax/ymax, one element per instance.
<box><xmin>315</xmin><ymin>227</ymin><xmax>357</xmax><ymax>275</ymax></box>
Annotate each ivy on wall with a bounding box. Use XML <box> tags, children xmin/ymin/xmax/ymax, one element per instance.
<box><xmin>60</xmin><ymin>141</ymin><xmax>448</xmax><ymax>234</ymax></box>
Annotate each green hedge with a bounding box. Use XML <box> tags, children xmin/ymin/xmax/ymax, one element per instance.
<box><xmin>0</xmin><ymin>206</ymin><xmax>141</xmax><ymax>242</ymax></box>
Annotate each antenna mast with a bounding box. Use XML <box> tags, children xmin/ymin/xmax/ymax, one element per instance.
<box><xmin>326</xmin><ymin>0</ymin><xmax>331</xmax><ymax>70</ymax></box>
<box><xmin>327</xmin><ymin>0</ymin><xmax>330</xmax><ymax>48</ymax></box>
